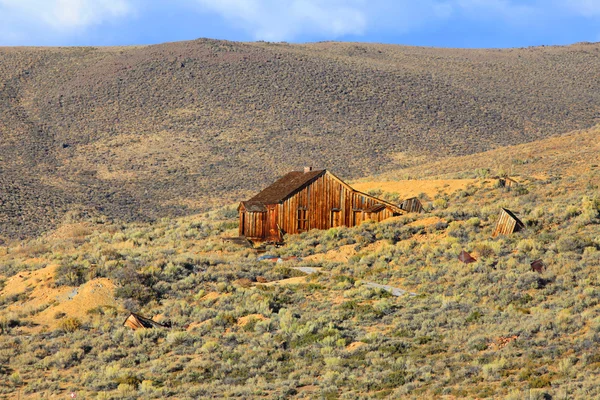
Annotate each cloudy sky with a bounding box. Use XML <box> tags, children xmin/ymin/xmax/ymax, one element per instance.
<box><xmin>0</xmin><ymin>0</ymin><xmax>599</xmax><ymax>47</ymax></box>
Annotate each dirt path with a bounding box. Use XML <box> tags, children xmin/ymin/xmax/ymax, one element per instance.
<box><xmin>263</xmin><ymin>266</ymin><xmax>416</xmax><ymax>297</ymax></box>
<box><xmin>363</xmin><ymin>282</ymin><xmax>416</xmax><ymax>297</ymax></box>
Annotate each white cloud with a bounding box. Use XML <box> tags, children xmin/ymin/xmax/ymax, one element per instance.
<box><xmin>190</xmin><ymin>0</ymin><xmax>554</xmax><ymax>41</ymax></box>
<box><xmin>0</xmin><ymin>0</ymin><xmax>133</xmax><ymax>41</ymax></box>
<box><xmin>0</xmin><ymin>0</ymin><xmax>598</xmax><ymax>45</ymax></box>
<box><xmin>193</xmin><ymin>0</ymin><xmax>368</xmax><ymax>41</ymax></box>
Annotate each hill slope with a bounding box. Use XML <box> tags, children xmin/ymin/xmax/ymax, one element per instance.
<box><xmin>1</xmin><ymin>39</ymin><xmax>600</xmax><ymax>237</ymax></box>
<box><xmin>1</xmin><ymin>129</ymin><xmax>599</xmax><ymax>398</ymax></box>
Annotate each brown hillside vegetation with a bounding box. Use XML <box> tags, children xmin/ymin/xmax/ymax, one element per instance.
<box><xmin>1</xmin><ymin>40</ymin><xmax>600</xmax><ymax>237</ymax></box>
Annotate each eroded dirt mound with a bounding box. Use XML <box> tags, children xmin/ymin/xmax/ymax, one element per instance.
<box><xmin>1</xmin><ymin>264</ymin><xmax>117</xmax><ymax>332</ymax></box>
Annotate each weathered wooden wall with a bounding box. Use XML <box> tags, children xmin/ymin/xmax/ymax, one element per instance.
<box><xmin>492</xmin><ymin>208</ymin><xmax>524</xmax><ymax>237</ymax></box>
<box><xmin>401</xmin><ymin>197</ymin><xmax>424</xmax><ymax>213</ymax></box>
<box><xmin>240</xmin><ymin>171</ymin><xmax>403</xmax><ymax>241</ymax></box>
<box><xmin>277</xmin><ymin>173</ymin><xmax>395</xmax><ymax>237</ymax></box>
<box><xmin>239</xmin><ymin>210</ymin><xmax>267</xmax><ymax>240</ymax></box>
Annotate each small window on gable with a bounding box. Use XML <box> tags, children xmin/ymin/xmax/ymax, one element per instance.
<box><xmin>297</xmin><ymin>208</ymin><xmax>308</xmax><ymax>231</ymax></box>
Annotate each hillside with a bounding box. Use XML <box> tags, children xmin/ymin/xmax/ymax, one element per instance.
<box><xmin>1</xmin><ymin>130</ymin><xmax>599</xmax><ymax>398</ymax></box>
<box><xmin>1</xmin><ymin>39</ymin><xmax>600</xmax><ymax>238</ymax></box>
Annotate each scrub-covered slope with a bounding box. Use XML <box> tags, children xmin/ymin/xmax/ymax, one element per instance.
<box><xmin>1</xmin><ymin>40</ymin><xmax>599</xmax><ymax>237</ymax></box>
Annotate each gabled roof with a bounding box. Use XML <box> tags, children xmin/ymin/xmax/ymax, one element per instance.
<box><xmin>239</xmin><ymin>201</ymin><xmax>267</xmax><ymax>212</ymax></box>
<box><xmin>241</xmin><ymin>169</ymin><xmax>404</xmax><ymax>215</ymax></box>
<box><xmin>248</xmin><ymin>169</ymin><xmax>326</xmax><ymax>204</ymax></box>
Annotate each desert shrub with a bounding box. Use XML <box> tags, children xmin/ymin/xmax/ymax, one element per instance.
<box><xmin>556</xmin><ymin>235</ymin><xmax>591</xmax><ymax>254</ymax></box>
<box><xmin>577</xmin><ymin>196</ymin><xmax>600</xmax><ymax>225</ymax></box>
<box><xmin>433</xmin><ymin>198</ymin><xmax>448</xmax><ymax>209</ymax></box>
<box><xmin>55</xmin><ymin>261</ymin><xmax>88</xmax><ymax>286</ymax></box>
<box><xmin>59</xmin><ymin>317</ymin><xmax>82</xmax><ymax>333</ymax></box>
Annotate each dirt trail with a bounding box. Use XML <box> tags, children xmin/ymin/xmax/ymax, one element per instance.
<box><xmin>262</xmin><ymin>265</ymin><xmax>415</xmax><ymax>297</ymax></box>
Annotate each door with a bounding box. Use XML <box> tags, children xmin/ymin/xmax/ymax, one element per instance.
<box><xmin>353</xmin><ymin>210</ymin><xmax>364</xmax><ymax>226</ymax></box>
<box><xmin>239</xmin><ymin>212</ymin><xmax>245</xmax><ymax>236</ymax></box>
<box><xmin>331</xmin><ymin>210</ymin><xmax>342</xmax><ymax>227</ymax></box>
<box><xmin>268</xmin><ymin>205</ymin><xmax>278</xmax><ymax>239</ymax></box>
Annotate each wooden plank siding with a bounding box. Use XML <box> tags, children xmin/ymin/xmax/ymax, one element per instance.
<box><xmin>400</xmin><ymin>197</ymin><xmax>424</xmax><ymax>213</ymax></box>
<box><xmin>240</xmin><ymin>170</ymin><xmax>404</xmax><ymax>242</ymax></box>
<box><xmin>239</xmin><ymin>210</ymin><xmax>267</xmax><ymax>240</ymax></box>
<box><xmin>492</xmin><ymin>208</ymin><xmax>525</xmax><ymax>237</ymax></box>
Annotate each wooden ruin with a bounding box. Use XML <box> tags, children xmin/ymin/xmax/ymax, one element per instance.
<box><xmin>530</xmin><ymin>259</ymin><xmax>546</xmax><ymax>274</ymax></box>
<box><xmin>498</xmin><ymin>177</ymin><xmax>519</xmax><ymax>189</ymax></box>
<box><xmin>458</xmin><ymin>250</ymin><xmax>477</xmax><ymax>264</ymax></box>
<box><xmin>492</xmin><ymin>208</ymin><xmax>525</xmax><ymax>237</ymax></box>
<box><xmin>238</xmin><ymin>168</ymin><xmax>405</xmax><ymax>242</ymax></box>
<box><xmin>400</xmin><ymin>197</ymin><xmax>424</xmax><ymax>213</ymax></box>
<box><xmin>123</xmin><ymin>313</ymin><xmax>167</xmax><ymax>330</ymax></box>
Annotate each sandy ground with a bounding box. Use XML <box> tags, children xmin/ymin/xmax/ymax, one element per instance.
<box><xmin>346</xmin><ymin>341</ymin><xmax>367</xmax><ymax>351</ymax></box>
<box><xmin>352</xmin><ymin>179</ymin><xmax>479</xmax><ymax>199</ymax></box>
<box><xmin>237</xmin><ymin>314</ymin><xmax>269</xmax><ymax>327</ymax></box>
<box><xmin>407</xmin><ymin>216</ymin><xmax>444</xmax><ymax>227</ymax></box>
<box><xmin>263</xmin><ymin>276</ymin><xmax>309</xmax><ymax>286</ymax></box>
<box><xmin>1</xmin><ymin>264</ymin><xmax>117</xmax><ymax>332</ymax></box>
<box><xmin>304</xmin><ymin>244</ymin><xmax>358</xmax><ymax>263</ymax></box>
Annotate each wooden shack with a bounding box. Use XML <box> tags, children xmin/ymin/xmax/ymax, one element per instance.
<box><xmin>123</xmin><ymin>313</ymin><xmax>167</xmax><ymax>330</ymax></box>
<box><xmin>498</xmin><ymin>177</ymin><xmax>519</xmax><ymax>189</ymax></box>
<box><xmin>239</xmin><ymin>168</ymin><xmax>405</xmax><ymax>242</ymax></box>
<box><xmin>492</xmin><ymin>208</ymin><xmax>525</xmax><ymax>237</ymax></box>
<box><xmin>400</xmin><ymin>197</ymin><xmax>424</xmax><ymax>213</ymax></box>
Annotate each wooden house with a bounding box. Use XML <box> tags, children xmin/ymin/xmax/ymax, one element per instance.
<box><xmin>400</xmin><ymin>197</ymin><xmax>424</xmax><ymax>213</ymax></box>
<box><xmin>238</xmin><ymin>168</ymin><xmax>405</xmax><ymax>242</ymax></box>
<box><xmin>492</xmin><ymin>208</ymin><xmax>525</xmax><ymax>237</ymax></box>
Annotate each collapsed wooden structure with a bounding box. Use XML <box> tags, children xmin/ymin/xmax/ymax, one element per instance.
<box><xmin>238</xmin><ymin>168</ymin><xmax>405</xmax><ymax>242</ymax></box>
<box><xmin>530</xmin><ymin>259</ymin><xmax>546</xmax><ymax>273</ymax></box>
<box><xmin>400</xmin><ymin>197</ymin><xmax>424</xmax><ymax>213</ymax></box>
<box><xmin>123</xmin><ymin>313</ymin><xmax>168</xmax><ymax>330</ymax></box>
<box><xmin>458</xmin><ymin>250</ymin><xmax>477</xmax><ymax>264</ymax></box>
<box><xmin>497</xmin><ymin>177</ymin><xmax>519</xmax><ymax>189</ymax></box>
<box><xmin>492</xmin><ymin>208</ymin><xmax>525</xmax><ymax>237</ymax></box>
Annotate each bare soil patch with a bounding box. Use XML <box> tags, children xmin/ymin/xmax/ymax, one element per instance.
<box><xmin>352</xmin><ymin>179</ymin><xmax>479</xmax><ymax>199</ymax></box>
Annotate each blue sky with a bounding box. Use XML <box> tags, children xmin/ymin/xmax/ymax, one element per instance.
<box><xmin>0</xmin><ymin>0</ymin><xmax>599</xmax><ymax>48</ymax></box>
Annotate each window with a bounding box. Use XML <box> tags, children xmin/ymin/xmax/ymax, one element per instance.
<box><xmin>297</xmin><ymin>208</ymin><xmax>308</xmax><ymax>231</ymax></box>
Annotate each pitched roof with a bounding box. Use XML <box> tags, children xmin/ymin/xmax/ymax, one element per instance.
<box><xmin>123</xmin><ymin>313</ymin><xmax>167</xmax><ymax>330</ymax></box>
<box><xmin>248</xmin><ymin>169</ymin><xmax>326</xmax><ymax>204</ymax></box>
<box><xmin>239</xmin><ymin>201</ymin><xmax>267</xmax><ymax>212</ymax></box>
<box><xmin>365</xmin><ymin>203</ymin><xmax>387</xmax><ymax>213</ymax></box>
